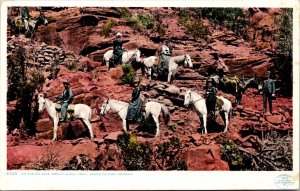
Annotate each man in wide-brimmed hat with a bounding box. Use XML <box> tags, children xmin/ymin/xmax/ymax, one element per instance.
<box><xmin>111</xmin><ymin>32</ymin><xmax>124</xmax><ymax>67</ymax></box>
<box><xmin>58</xmin><ymin>80</ymin><xmax>73</xmax><ymax>122</ymax></box>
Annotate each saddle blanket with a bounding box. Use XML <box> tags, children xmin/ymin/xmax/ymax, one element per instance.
<box><xmin>216</xmin><ymin>96</ymin><xmax>224</xmax><ymax>110</ymax></box>
<box><xmin>55</xmin><ymin>103</ymin><xmax>75</xmax><ymax>111</ymax></box>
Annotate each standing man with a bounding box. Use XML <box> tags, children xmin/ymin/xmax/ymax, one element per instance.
<box><xmin>21</xmin><ymin>7</ymin><xmax>30</xmax><ymax>31</ymax></box>
<box><xmin>262</xmin><ymin>71</ymin><xmax>275</xmax><ymax>114</ymax></box>
<box><xmin>205</xmin><ymin>78</ymin><xmax>217</xmax><ymax>119</ymax></box>
<box><xmin>112</xmin><ymin>32</ymin><xmax>123</xmax><ymax>67</ymax></box>
<box><xmin>58</xmin><ymin>80</ymin><xmax>74</xmax><ymax>122</ymax></box>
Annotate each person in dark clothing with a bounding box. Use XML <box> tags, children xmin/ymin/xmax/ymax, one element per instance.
<box><xmin>166</xmin><ymin>40</ymin><xmax>173</xmax><ymax>56</ymax></box>
<box><xmin>112</xmin><ymin>32</ymin><xmax>124</xmax><ymax>67</ymax></box>
<box><xmin>58</xmin><ymin>80</ymin><xmax>74</xmax><ymax>122</ymax></box>
<box><xmin>126</xmin><ymin>79</ymin><xmax>143</xmax><ymax>123</ymax></box>
<box><xmin>262</xmin><ymin>71</ymin><xmax>275</xmax><ymax>114</ymax></box>
<box><xmin>205</xmin><ymin>78</ymin><xmax>217</xmax><ymax>118</ymax></box>
<box><xmin>21</xmin><ymin>7</ymin><xmax>30</xmax><ymax>31</ymax></box>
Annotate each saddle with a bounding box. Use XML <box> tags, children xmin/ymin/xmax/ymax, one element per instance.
<box><xmin>55</xmin><ymin>103</ymin><xmax>75</xmax><ymax>120</ymax></box>
<box><xmin>15</xmin><ymin>18</ymin><xmax>32</xmax><ymax>29</ymax></box>
<box><xmin>215</xmin><ymin>96</ymin><xmax>224</xmax><ymax>111</ymax></box>
<box><xmin>223</xmin><ymin>76</ymin><xmax>244</xmax><ymax>92</ymax></box>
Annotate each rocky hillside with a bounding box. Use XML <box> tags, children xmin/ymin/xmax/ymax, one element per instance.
<box><xmin>7</xmin><ymin>7</ymin><xmax>293</xmax><ymax>171</ymax></box>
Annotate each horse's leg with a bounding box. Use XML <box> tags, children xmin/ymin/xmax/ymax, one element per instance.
<box><xmin>203</xmin><ymin>114</ymin><xmax>208</xmax><ymax>134</ymax></box>
<box><xmin>223</xmin><ymin>111</ymin><xmax>229</xmax><ymax>132</ymax></box>
<box><xmin>122</xmin><ymin>119</ymin><xmax>128</xmax><ymax>133</ymax></box>
<box><xmin>167</xmin><ymin>71</ymin><xmax>172</xmax><ymax>83</ymax></box>
<box><xmin>82</xmin><ymin>118</ymin><xmax>94</xmax><ymax>139</ymax></box>
<box><xmin>53</xmin><ymin>118</ymin><xmax>59</xmax><ymax>141</ymax></box>
<box><xmin>148</xmin><ymin>67</ymin><xmax>152</xmax><ymax>80</ymax></box>
<box><xmin>153</xmin><ymin>115</ymin><xmax>160</xmax><ymax>137</ymax></box>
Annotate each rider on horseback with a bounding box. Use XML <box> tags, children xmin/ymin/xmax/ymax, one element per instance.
<box><xmin>21</xmin><ymin>7</ymin><xmax>30</xmax><ymax>31</ymax></box>
<box><xmin>126</xmin><ymin>78</ymin><xmax>143</xmax><ymax>123</ymax></box>
<box><xmin>205</xmin><ymin>78</ymin><xmax>217</xmax><ymax>119</ymax></box>
<box><xmin>111</xmin><ymin>32</ymin><xmax>124</xmax><ymax>67</ymax></box>
<box><xmin>58</xmin><ymin>80</ymin><xmax>74</xmax><ymax>122</ymax></box>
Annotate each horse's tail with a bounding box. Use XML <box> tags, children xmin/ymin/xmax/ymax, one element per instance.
<box><xmin>89</xmin><ymin>106</ymin><xmax>92</xmax><ymax>121</ymax></box>
<box><xmin>160</xmin><ymin>104</ymin><xmax>170</xmax><ymax>124</ymax></box>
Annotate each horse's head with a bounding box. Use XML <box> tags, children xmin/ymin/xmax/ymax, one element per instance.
<box><xmin>37</xmin><ymin>93</ymin><xmax>46</xmax><ymax>112</ymax></box>
<box><xmin>184</xmin><ymin>90</ymin><xmax>193</xmax><ymax>107</ymax></box>
<box><xmin>184</xmin><ymin>54</ymin><xmax>193</xmax><ymax>68</ymax></box>
<box><xmin>100</xmin><ymin>99</ymin><xmax>110</xmax><ymax>116</ymax></box>
<box><xmin>37</xmin><ymin>11</ymin><xmax>48</xmax><ymax>26</ymax></box>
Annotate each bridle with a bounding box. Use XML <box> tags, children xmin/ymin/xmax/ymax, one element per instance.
<box><xmin>102</xmin><ymin>99</ymin><xmax>128</xmax><ymax>115</ymax></box>
<box><xmin>187</xmin><ymin>91</ymin><xmax>203</xmax><ymax>105</ymax></box>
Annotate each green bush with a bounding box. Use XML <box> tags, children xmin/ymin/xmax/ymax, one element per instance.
<box><xmin>220</xmin><ymin>140</ymin><xmax>252</xmax><ymax>170</ymax></box>
<box><xmin>101</xmin><ymin>19</ymin><xmax>117</xmax><ymax>37</ymax></box>
<box><xmin>121</xmin><ymin>63</ymin><xmax>135</xmax><ymax>86</ymax></box>
<box><xmin>112</xmin><ymin>7</ymin><xmax>132</xmax><ymax>19</ymax></box>
<box><xmin>192</xmin><ymin>8</ymin><xmax>249</xmax><ymax>37</ymax></box>
<box><xmin>273</xmin><ymin>8</ymin><xmax>292</xmax><ymax>96</ymax></box>
<box><xmin>178</xmin><ymin>9</ymin><xmax>209</xmax><ymax>39</ymax></box>
<box><xmin>117</xmin><ymin>133</ymin><xmax>153</xmax><ymax>170</ymax></box>
<box><xmin>7</xmin><ymin>46</ymin><xmax>45</xmax><ymax>134</ymax></box>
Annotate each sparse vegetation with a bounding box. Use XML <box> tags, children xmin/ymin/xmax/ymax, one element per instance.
<box><xmin>65</xmin><ymin>58</ymin><xmax>79</xmax><ymax>70</ymax></box>
<box><xmin>63</xmin><ymin>154</ymin><xmax>94</xmax><ymax>170</ymax></box>
<box><xmin>220</xmin><ymin>132</ymin><xmax>293</xmax><ymax>171</ymax></box>
<box><xmin>273</xmin><ymin>8</ymin><xmax>292</xmax><ymax>96</ymax></box>
<box><xmin>117</xmin><ymin>133</ymin><xmax>153</xmax><ymax>170</ymax></box>
<box><xmin>178</xmin><ymin>9</ymin><xmax>209</xmax><ymax>39</ymax></box>
<box><xmin>121</xmin><ymin>63</ymin><xmax>135</xmax><ymax>86</ymax></box>
<box><xmin>7</xmin><ymin>46</ymin><xmax>45</xmax><ymax>134</ymax></box>
<box><xmin>192</xmin><ymin>8</ymin><xmax>249</xmax><ymax>37</ymax></box>
<box><xmin>101</xmin><ymin>19</ymin><xmax>117</xmax><ymax>37</ymax></box>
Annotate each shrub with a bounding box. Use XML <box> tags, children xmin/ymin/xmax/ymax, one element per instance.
<box><xmin>101</xmin><ymin>19</ymin><xmax>117</xmax><ymax>37</ymax></box>
<box><xmin>63</xmin><ymin>154</ymin><xmax>94</xmax><ymax>170</ymax></box>
<box><xmin>220</xmin><ymin>140</ymin><xmax>252</xmax><ymax>170</ymax></box>
<box><xmin>117</xmin><ymin>133</ymin><xmax>153</xmax><ymax>170</ymax></box>
<box><xmin>7</xmin><ymin>46</ymin><xmax>45</xmax><ymax>135</ymax></box>
<box><xmin>178</xmin><ymin>9</ymin><xmax>209</xmax><ymax>39</ymax></box>
<box><xmin>112</xmin><ymin>7</ymin><xmax>132</xmax><ymax>19</ymax></box>
<box><xmin>273</xmin><ymin>8</ymin><xmax>292</xmax><ymax>96</ymax></box>
<box><xmin>65</xmin><ymin>58</ymin><xmax>78</xmax><ymax>70</ymax></box>
<box><xmin>121</xmin><ymin>63</ymin><xmax>135</xmax><ymax>86</ymax></box>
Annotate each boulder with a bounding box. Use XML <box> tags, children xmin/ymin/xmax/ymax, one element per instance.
<box><xmin>185</xmin><ymin>145</ymin><xmax>229</xmax><ymax>170</ymax></box>
<box><xmin>266</xmin><ymin>114</ymin><xmax>282</xmax><ymax>125</ymax></box>
<box><xmin>165</xmin><ymin>85</ymin><xmax>180</xmax><ymax>95</ymax></box>
<box><xmin>104</xmin><ymin>131</ymin><xmax>123</xmax><ymax>142</ymax></box>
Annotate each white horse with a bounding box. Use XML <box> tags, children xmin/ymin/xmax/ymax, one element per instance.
<box><xmin>168</xmin><ymin>54</ymin><xmax>193</xmax><ymax>83</ymax></box>
<box><xmin>183</xmin><ymin>90</ymin><xmax>232</xmax><ymax>134</ymax></box>
<box><xmin>142</xmin><ymin>54</ymin><xmax>193</xmax><ymax>82</ymax></box>
<box><xmin>37</xmin><ymin>93</ymin><xmax>94</xmax><ymax>140</ymax></box>
<box><xmin>103</xmin><ymin>49</ymin><xmax>142</xmax><ymax>68</ymax></box>
<box><xmin>99</xmin><ymin>99</ymin><xmax>170</xmax><ymax>137</ymax></box>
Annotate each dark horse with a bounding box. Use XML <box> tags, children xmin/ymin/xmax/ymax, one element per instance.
<box><xmin>209</xmin><ymin>74</ymin><xmax>258</xmax><ymax>105</ymax></box>
<box><xmin>9</xmin><ymin>11</ymin><xmax>48</xmax><ymax>39</ymax></box>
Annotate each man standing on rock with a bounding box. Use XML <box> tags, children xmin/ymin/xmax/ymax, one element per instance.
<box><xmin>262</xmin><ymin>71</ymin><xmax>275</xmax><ymax>114</ymax></box>
<box><xmin>126</xmin><ymin>78</ymin><xmax>143</xmax><ymax>123</ymax></box>
<box><xmin>58</xmin><ymin>80</ymin><xmax>74</xmax><ymax>122</ymax></box>
<box><xmin>111</xmin><ymin>32</ymin><xmax>123</xmax><ymax>67</ymax></box>
<box><xmin>205</xmin><ymin>78</ymin><xmax>217</xmax><ymax>119</ymax></box>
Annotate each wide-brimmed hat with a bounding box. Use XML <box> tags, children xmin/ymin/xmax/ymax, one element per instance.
<box><xmin>207</xmin><ymin>78</ymin><xmax>213</xmax><ymax>82</ymax></box>
<box><xmin>116</xmin><ymin>32</ymin><xmax>122</xmax><ymax>37</ymax></box>
<box><xmin>63</xmin><ymin>80</ymin><xmax>69</xmax><ymax>85</ymax></box>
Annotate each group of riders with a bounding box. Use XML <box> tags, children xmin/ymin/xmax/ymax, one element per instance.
<box><xmin>57</xmin><ymin>31</ymin><xmax>276</xmax><ymax>123</ymax></box>
<box><xmin>14</xmin><ymin>7</ymin><xmax>275</xmax><ymax>124</ymax></box>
